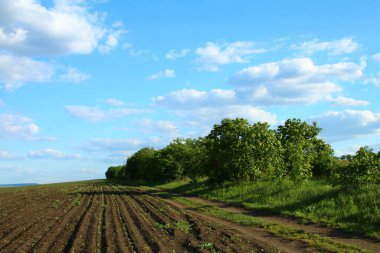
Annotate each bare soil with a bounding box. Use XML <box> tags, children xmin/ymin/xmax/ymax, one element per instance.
<box><xmin>0</xmin><ymin>181</ymin><xmax>275</xmax><ymax>252</ymax></box>
<box><xmin>1</xmin><ymin>180</ymin><xmax>378</xmax><ymax>252</ymax></box>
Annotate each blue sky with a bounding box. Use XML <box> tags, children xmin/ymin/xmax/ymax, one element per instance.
<box><xmin>1</xmin><ymin>0</ymin><xmax>380</xmax><ymax>184</ymax></box>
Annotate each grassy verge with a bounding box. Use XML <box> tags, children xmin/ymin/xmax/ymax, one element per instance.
<box><xmin>157</xmin><ymin>178</ymin><xmax>380</xmax><ymax>240</ymax></box>
<box><xmin>167</xmin><ymin>195</ymin><xmax>370</xmax><ymax>253</ymax></box>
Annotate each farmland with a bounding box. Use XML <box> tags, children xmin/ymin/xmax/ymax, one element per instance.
<box><xmin>2</xmin><ymin>180</ymin><xmax>380</xmax><ymax>253</ymax></box>
<box><xmin>0</xmin><ymin>180</ymin><xmax>271</xmax><ymax>253</ymax></box>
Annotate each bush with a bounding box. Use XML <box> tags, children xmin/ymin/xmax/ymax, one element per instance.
<box><xmin>105</xmin><ymin>165</ymin><xmax>124</xmax><ymax>180</ymax></box>
<box><xmin>276</xmin><ymin>119</ymin><xmax>333</xmax><ymax>181</ymax></box>
<box><xmin>206</xmin><ymin>118</ymin><xmax>283</xmax><ymax>184</ymax></box>
<box><xmin>339</xmin><ymin>146</ymin><xmax>380</xmax><ymax>187</ymax></box>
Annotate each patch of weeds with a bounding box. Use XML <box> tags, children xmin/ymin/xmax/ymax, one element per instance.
<box><xmin>155</xmin><ymin>222</ymin><xmax>172</xmax><ymax>234</ymax></box>
<box><xmin>199</xmin><ymin>241</ymin><xmax>214</xmax><ymax>250</ymax></box>
<box><xmin>71</xmin><ymin>193</ymin><xmax>81</xmax><ymax>206</ymax></box>
<box><xmin>72</xmin><ymin>198</ymin><xmax>81</xmax><ymax>206</ymax></box>
<box><xmin>50</xmin><ymin>199</ymin><xmax>63</xmax><ymax>209</ymax></box>
<box><xmin>175</xmin><ymin>220</ymin><xmax>192</xmax><ymax>234</ymax></box>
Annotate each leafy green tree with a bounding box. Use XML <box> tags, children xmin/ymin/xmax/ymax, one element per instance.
<box><xmin>124</xmin><ymin>147</ymin><xmax>161</xmax><ymax>181</ymax></box>
<box><xmin>311</xmin><ymin>139</ymin><xmax>335</xmax><ymax>178</ymax></box>
<box><xmin>276</xmin><ymin>119</ymin><xmax>332</xmax><ymax>181</ymax></box>
<box><xmin>184</xmin><ymin>137</ymin><xmax>209</xmax><ymax>181</ymax></box>
<box><xmin>339</xmin><ymin>146</ymin><xmax>380</xmax><ymax>186</ymax></box>
<box><xmin>206</xmin><ymin>118</ymin><xmax>283</xmax><ymax>184</ymax></box>
<box><xmin>105</xmin><ymin>165</ymin><xmax>123</xmax><ymax>180</ymax></box>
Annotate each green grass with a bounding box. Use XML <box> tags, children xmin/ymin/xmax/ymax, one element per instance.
<box><xmin>157</xmin><ymin>178</ymin><xmax>380</xmax><ymax>240</ymax></box>
<box><xmin>171</xmin><ymin>195</ymin><xmax>370</xmax><ymax>253</ymax></box>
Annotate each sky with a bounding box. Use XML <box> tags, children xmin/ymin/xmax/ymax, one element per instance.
<box><xmin>1</xmin><ymin>0</ymin><xmax>380</xmax><ymax>184</ymax></box>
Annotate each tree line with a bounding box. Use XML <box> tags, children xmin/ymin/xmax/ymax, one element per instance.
<box><xmin>106</xmin><ymin>118</ymin><xmax>380</xmax><ymax>187</ymax></box>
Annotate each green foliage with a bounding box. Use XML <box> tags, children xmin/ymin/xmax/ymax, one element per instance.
<box><xmin>199</xmin><ymin>242</ymin><xmax>214</xmax><ymax>250</ymax></box>
<box><xmin>50</xmin><ymin>199</ymin><xmax>63</xmax><ymax>209</ymax></box>
<box><xmin>124</xmin><ymin>147</ymin><xmax>162</xmax><ymax>181</ymax></box>
<box><xmin>159</xmin><ymin>179</ymin><xmax>380</xmax><ymax>240</ymax></box>
<box><xmin>206</xmin><ymin>118</ymin><xmax>283</xmax><ymax>183</ymax></box>
<box><xmin>105</xmin><ymin>165</ymin><xmax>124</xmax><ymax>180</ymax></box>
<box><xmin>174</xmin><ymin>220</ymin><xmax>192</xmax><ymax>233</ymax></box>
<box><xmin>339</xmin><ymin>146</ymin><xmax>380</xmax><ymax>187</ymax></box>
<box><xmin>105</xmin><ymin>117</ymin><xmax>376</xmax><ymax>189</ymax></box>
<box><xmin>276</xmin><ymin>119</ymin><xmax>333</xmax><ymax>181</ymax></box>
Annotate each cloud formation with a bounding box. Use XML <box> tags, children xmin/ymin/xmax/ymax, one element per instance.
<box><xmin>0</xmin><ymin>54</ymin><xmax>54</xmax><ymax>91</ymax></box>
<box><xmin>292</xmin><ymin>37</ymin><xmax>359</xmax><ymax>55</ymax></box>
<box><xmin>0</xmin><ymin>150</ymin><xmax>17</xmax><ymax>160</ymax></box>
<box><xmin>104</xmin><ymin>98</ymin><xmax>125</xmax><ymax>106</ymax></box>
<box><xmin>0</xmin><ymin>113</ymin><xmax>40</xmax><ymax>140</ymax></box>
<box><xmin>229</xmin><ymin>58</ymin><xmax>363</xmax><ymax>105</ymax></box>
<box><xmin>0</xmin><ymin>0</ymin><xmax>122</xmax><ymax>56</ymax></box>
<box><xmin>0</xmin><ymin>0</ymin><xmax>122</xmax><ymax>90</ymax></box>
<box><xmin>153</xmin><ymin>88</ymin><xmax>276</xmax><ymax>130</ymax></box>
<box><xmin>65</xmin><ymin>105</ymin><xmax>146</xmax><ymax>122</ymax></box>
<box><xmin>329</xmin><ymin>96</ymin><xmax>369</xmax><ymax>107</ymax></box>
<box><xmin>140</xmin><ymin>119</ymin><xmax>178</xmax><ymax>134</ymax></box>
<box><xmin>311</xmin><ymin>110</ymin><xmax>380</xmax><ymax>141</ymax></box>
<box><xmin>0</xmin><ymin>54</ymin><xmax>90</xmax><ymax>91</ymax></box>
<box><xmin>82</xmin><ymin>138</ymin><xmax>145</xmax><ymax>152</ymax></box>
<box><xmin>28</xmin><ymin>149</ymin><xmax>82</xmax><ymax>160</ymax></box>
<box><xmin>195</xmin><ymin>41</ymin><xmax>266</xmax><ymax>71</ymax></box>
<box><xmin>166</xmin><ymin>48</ymin><xmax>190</xmax><ymax>60</ymax></box>
<box><xmin>146</xmin><ymin>69</ymin><xmax>175</xmax><ymax>80</ymax></box>
<box><xmin>372</xmin><ymin>53</ymin><xmax>380</xmax><ymax>61</ymax></box>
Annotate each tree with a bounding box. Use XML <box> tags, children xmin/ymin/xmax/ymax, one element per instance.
<box><xmin>206</xmin><ymin>118</ymin><xmax>283</xmax><ymax>184</ymax></box>
<box><xmin>123</xmin><ymin>147</ymin><xmax>161</xmax><ymax>181</ymax></box>
<box><xmin>339</xmin><ymin>146</ymin><xmax>380</xmax><ymax>186</ymax></box>
<box><xmin>311</xmin><ymin>139</ymin><xmax>335</xmax><ymax>178</ymax></box>
<box><xmin>276</xmin><ymin>119</ymin><xmax>333</xmax><ymax>181</ymax></box>
<box><xmin>105</xmin><ymin>165</ymin><xmax>123</xmax><ymax>180</ymax></box>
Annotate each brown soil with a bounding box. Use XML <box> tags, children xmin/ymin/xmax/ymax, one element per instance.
<box><xmin>0</xmin><ymin>181</ymin><xmax>274</xmax><ymax>252</ymax></box>
<box><xmin>1</xmin><ymin>180</ymin><xmax>378</xmax><ymax>253</ymax></box>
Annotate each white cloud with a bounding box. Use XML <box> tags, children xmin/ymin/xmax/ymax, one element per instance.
<box><xmin>153</xmin><ymin>88</ymin><xmax>276</xmax><ymax>131</ymax></box>
<box><xmin>0</xmin><ymin>54</ymin><xmax>90</xmax><ymax>91</ymax></box>
<box><xmin>0</xmin><ymin>113</ymin><xmax>40</xmax><ymax>140</ymax></box>
<box><xmin>177</xmin><ymin>105</ymin><xmax>277</xmax><ymax>127</ymax></box>
<box><xmin>372</xmin><ymin>52</ymin><xmax>380</xmax><ymax>61</ymax></box>
<box><xmin>153</xmin><ymin>88</ymin><xmax>236</xmax><ymax>108</ymax></box>
<box><xmin>146</xmin><ymin>69</ymin><xmax>175</xmax><ymax>80</ymax></box>
<box><xmin>0</xmin><ymin>54</ymin><xmax>54</xmax><ymax>91</ymax></box>
<box><xmin>140</xmin><ymin>119</ymin><xmax>178</xmax><ymax>133</ymax></box>
<box><xmin>292</xmin><ymin>37</ymin><xmax>359</xmax><ymax>55</ymax></box>
<box><xmin>28</xmin><ymin>148</ymin><xmax>82</xmax><ymax>160</ymax></box>
<box><xmin>59</xmin><ymin>67</ymin><xmax>90</xmax><ymax>83</ymax></box>
<box><xmin>129</xmin><ymin>48</ymin><xmax>150</xmax><ymax>57</ymax></box>
<box><xmin>311</xmin><ymin>110</ymin><xmax>380</xmax><ymax>142</ymax></box>
<box><xmin>0</xmin><ymin>150</ymin><xmax>17</xmax><ymax>160</ymax></box>
<box><xmin>0</xmin><ymin>0</ymin><xmax>123</xmax><ymax>56</ymax></box>
<box><xmin>98</xmin><ymin>28</ymin><xmax>127</xmax><ymax>53</ymax></box>
<box><xmin>0</xmin><ymin>1</ymin><xmax>120</xmax><ymax>90</ymax></box>
<box><xmin>104</xmin><ymin>98</ymin><xmax>125</xmax><ymax>106</ymax></box>
<box><xmin>364</xmin><ymin>72</ymin><xmax>380</xmax><ymax>86</ymax></box>
<box><xmin>195</xmin><ymin>41</ymin><xmax>266</xmax><ymax>71</ymax></box>
<box><xmin>65</xmin><ymin>105</ymin><xmax>146</xmax><ymax>122</ymax></box>
<box><xmin>329</xmin><ymin>96</ymin><xmax>369</xmax><ymax>107</ymax></box>
<box><xmin>166</xmin><ymin>48</ymin><xmax>190</xmax><ymax>60</ymax></box>
<box><xmin>229</xmin><ymin>58</ymin><xmax>363</xmax><ymax>105</ymax></box>
<box><xmin>82</xmin><ymin>138</ymin><xmax>145</xmax><ymax>152</ymax></box>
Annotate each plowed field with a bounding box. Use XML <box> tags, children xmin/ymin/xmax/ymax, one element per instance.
<box><xmin>0</xmin><ymin>180</ymin><xmax>270</xmax><ymax>253</ymax></box>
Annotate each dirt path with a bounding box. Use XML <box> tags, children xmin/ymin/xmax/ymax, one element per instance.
<box><xmin>154</xmin><ymin>188</ymin><xmax>380</xmax><ymax>253</ymax></box>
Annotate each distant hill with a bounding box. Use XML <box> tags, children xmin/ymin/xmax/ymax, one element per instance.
<box><xmin>0</xmin><ymin>183</ymin><xmax>38</xmax><ymax>188</ymax></box>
